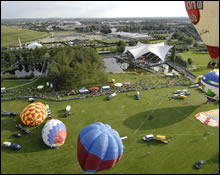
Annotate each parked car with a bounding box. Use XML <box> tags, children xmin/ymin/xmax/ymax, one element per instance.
<box><xmin>12</xmin><ymin>132</ymin><xmax>22</xmax><ymax>137</ymax></box>
<box><xmin>194</xmin><ymin>160</ymin><xmax>205</xmax><ymax>169</ymax></box>
<box><xmin>28</xmin><ymin>98</ymin><xmax>35</xmax><ymax>102</ymax></box>
<box><xmin>10</xmin><ymin>143</ymin><xmax>22</xmax><ymax>150</ymax></box>
<box><xmin>64</xmin><ymin>105</ymin><xmax>71</xmax><ymax>117</ymax></box>
<box><xmin>46</xmin><ymin>104</ymin><xmax>51</xmax><ymax>115</ymax></box>
<box><xmin>21</xmin><ymin>128</ymin><xmax>31</xmax><ymax>134</ymax></box>
<box><xmin>16</xmin><ymin>124</ymin><xmax>23</xmax><ymax>130</ymax></box>
<box><xmin>10</xmin><ymin>112</ymin><xmax>18</xmax><ymax>117</ymax></box>
<box><xmin>143</xmin><ymin>134</ymin><xmax>155</xmax><ymax>141</ymax></box>
<box><xmin>3</xmin><ymin>141</ymin><xmax>21</xmax><ymax>150</ymax></box>
<box><xmin>2</xmin><ymin>111</ymin><xmax>10</xmax><ymax>116</ymax></box>
<box><xmin>3</xmin><ymin>141</ymin><xmax>11</xmax><ymax>148</ymax></box>
<box><xmin>64</xmin><ymin>111</ymin><xmax>69</xmax><ymax>117</ymax></box>
<box><xmin>213</xmin><ymin>168</ymin><xmax>219</xmax><ymax>174</ymax></box>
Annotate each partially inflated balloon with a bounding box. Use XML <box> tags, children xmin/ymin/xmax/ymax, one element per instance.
<box><xmin>77</xmin><ymin>122</ymin><xmax>123</xmax><ymax>173</ymax></box>
<box><xmin>201</xmin><ymin>71</ymin><xmax>219</xmax><ymax>97</ymax></box>
<box><xmin>185</xmin><ymin>1</ymin><xmax>219</xmax><ymax>59</ymax></box>
<box><xmin>20</xmin><ymin>102</ymin><xmax>48</xmax><ymax>126</ymax></box>
<box><xmin>42</xmin><ymin>119</ymin><xmax>67</xmax><ymax>148</ymax></box>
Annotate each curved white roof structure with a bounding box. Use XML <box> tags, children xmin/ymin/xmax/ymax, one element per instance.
<box><xmin>27</xmin><ymin>42</ymin><xmax>43</xmax><ymax>49</ymax></box>
<box><xmin>123</xmin><ymin>42</ymin><xmax>173</xmax><ymax>62</ymax></box>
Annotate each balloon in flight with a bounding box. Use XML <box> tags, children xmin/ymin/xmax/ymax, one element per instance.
<box><xmin>77</xmin><ymin>122</ymin><xmax>123</xmax><ymax>173</ymax></box>
<box><xmin>185</xmin><ymin>1</ymin><xmax>219</xmax><ymax>59</ymax></box>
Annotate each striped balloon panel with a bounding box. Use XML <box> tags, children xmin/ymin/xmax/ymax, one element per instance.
<box><xmin>77</xmin><ymin>122</ymin><xmax>123</xmax><ymax>173</ymax></box>
<box><xmin>20</xmin><ymin>102</ymin><xmax>48</xmax><ymax>126</ymax></box>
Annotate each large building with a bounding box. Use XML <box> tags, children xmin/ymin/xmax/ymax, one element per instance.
<box><xmin>123</xmin><ymin>42</ymin><xmax>173</xmax><ymax>65</ymax></box>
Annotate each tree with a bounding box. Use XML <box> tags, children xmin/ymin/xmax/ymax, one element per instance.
<box><xmin>170</xmin><ymin>47</ymin><xmax>176</xmax><ymax>62</ymax></box>
<box><xmin>48</xmin><ymin>46</ymin><xmax>107</xmax><ymax>90</ymax></box>
<box><xmin>187</xmin><ymin>58</ymin><xmax>192</xmax><ymax>65</ymax></box>
<box><xmin>117</xmin><ymin>41</ymin><xmax>126</xmax><ymax>53</ymax></box>
<box><xmin>183</xmin><ymin>36</ymin><xmax>194</xmax><ymax>45</ymax></box>
<box><xmin>172</xmin><ymin>32</ymin><xmax>181</xmax><ymax>39</ymax></box>
<box><xmin>193</xmin><ymin>42</ymin><xmax>199</xmax><ymax>48</ymax></box>
<box><xmin>128</xmin><ymin>40</ymin><xmax>137</xmax><ymax>46</ymax></box>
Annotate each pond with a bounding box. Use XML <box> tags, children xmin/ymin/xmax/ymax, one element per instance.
<box><xmin>15</xmin><ymin>64</ymin><xmax>48</xmax><ymax>77</ymax></box>
<box><xmin>4</xmin><ymin>62</ymin><xmax>48</xmax><ymax>78</ymax></box>
<box><xmin>5</xmin><ymin>57</ymin><xmax>142</xmax><ymax>78</ymax></box>
<box><xmin>103</xmin><ymin>57</ymin><xmax>129</xmax><ymax>73</ymax></box>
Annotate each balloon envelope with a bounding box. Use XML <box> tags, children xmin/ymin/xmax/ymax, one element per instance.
<box><xmin>42</xmin><ymin>119</ymin><xmax>67</xmax><ymax>148</ymax></box>
<box><xmin>20</xmin><ymin>102</ymin><xmax>48</xmax><ymax>126</ymax></box>
<box><xmin>194</xmin><ymin>109</ymin><xmax>219</xmax><ymax>128</ymax></box>
<box><xmin>185</xmin><ymin>1</ymin><xmax>219</xmax><ymax>59</ymax></box>
<box><xmin>201</xmin><ymin>71</ymin><xmax>219</xmax><ymax>97</ymax></box>
<box><xmin>77</xmin><ymin>122</ymin><xmax>123</xmax><ymax>173</ymax></box>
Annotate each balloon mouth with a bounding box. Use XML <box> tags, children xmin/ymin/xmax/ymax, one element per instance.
<box><xmin>55</xmin><ymin>141</ymin><xmax>64</xmax><ymax>146</ymax></box>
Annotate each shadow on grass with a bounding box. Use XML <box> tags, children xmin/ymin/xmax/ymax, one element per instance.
<box><xmin>206</xmin><ymin>152</ymin><xmax>219</xmax><ymax>165</ymax></box>
<box><xmin>57</xmin><ymin>109</ymin><xmax>66</xmax><ymax>118</ymax></box>
<box><xmin>123</xmin><ymin>105</ymin><xmax>199</xmax><ymax>130</ymax></box>
<box><xmin>137</xmin><ymin>138</ymin><xmax>168</xmax><ymax>147</ymax></box>
<box><xmin>1</xmin><ymin>116</ymin><xmax>22</xmax><ymax>132</ymax></box>
<box><xmin>125</xmin><ymin>94</ymin><xmax>137</xmax><ymax>100</ymax></box>
<box><xmin>1</xmin><ymin>119</ymin><xmax>50</xmax><ymax>154</ymax></box>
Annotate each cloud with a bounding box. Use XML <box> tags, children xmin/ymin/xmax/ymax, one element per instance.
<box><xmin>1</xmin><ymin>1</ymin><xmax>188</xmax><ymax>19</ymax></box>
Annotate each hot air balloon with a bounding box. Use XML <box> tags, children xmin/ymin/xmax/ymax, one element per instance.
<box><xmin>42</xmin><ymin>119</ymin><xmax>67</xmax><ymax>148</ymax></box>
<box><xmin>20</xmin><ymin>102</ymin><xmax>48</xmax><ymax>126</ymax></box>
<box><xmin>185</xmin><ymin>1</ymin><xmax>219</xmax><ymax>59</ymax></box>
<box><xmin>77</xmin><ymin>122</ymin><xmax>123</xmax><ymax>173</ymax></box>
<box><xmin>200</xmin><ymin>71</ymin><xmax>219</xmax><ymax>98</ymax></box>
<box><xmin>194</xmin><ymin>108</ymin><xmax>219</xmax><ymax>128</ymax></box>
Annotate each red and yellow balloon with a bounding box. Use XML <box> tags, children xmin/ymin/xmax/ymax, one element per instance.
<box><xmin>20</xmin><ymin>102</ymin><xmax>48</xmax><ymax>126</ymax></box>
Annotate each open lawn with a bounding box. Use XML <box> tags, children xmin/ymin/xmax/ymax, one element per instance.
<box><xmin>1</xmin><ymin>84</ymin><xmax>219</xmax><ymax>174</ymax></box>
<box><xmin>177</xmin><ymin>49</ymin><xmax>211</xmax><ymax>66</ymax></box>
<box><xmin>176</xmin><ymin>48</ymin><xmax>219</xmax><ymax>76</ymax></box>
<box><xmin>1</xmin><ymin>26</ymin><xmax>50</xmax><ymax>48</ymax></box>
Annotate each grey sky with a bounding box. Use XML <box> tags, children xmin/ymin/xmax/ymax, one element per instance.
<box><xmin>1</xmin><ymin>1</ymin><xmax>188</xmax><ymax>19</ymax></box>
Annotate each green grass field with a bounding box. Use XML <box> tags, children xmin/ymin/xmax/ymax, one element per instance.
<box><xmin>1</xmin><ymin>84</ymin><xmax>219</xmax><ymax>174</ymax></box>
<box><xmin>177</xmin><ymin>49</ymin><xmax>210</xmax><ymax>66</ymax></box>
<box><xmin>1</xmin><ymin>26</ymin><xmax>50</xmax><ymax>48</ymax></box>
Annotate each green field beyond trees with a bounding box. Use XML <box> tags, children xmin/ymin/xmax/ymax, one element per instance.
<box><xmin>1</xmin><ymin>26</ymin><xmax>50</xmax><ymax>48</ymax></box>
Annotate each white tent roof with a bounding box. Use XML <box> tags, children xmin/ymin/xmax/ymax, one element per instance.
<box><xmin>123</xmin><ymin>42</ymin><xmax>173</xmax><ymax>62</ymax></box>
<box><xmin>27</xmin><ymin>42</ymin><xmax>42</xmax><ymax>49</ymax></box>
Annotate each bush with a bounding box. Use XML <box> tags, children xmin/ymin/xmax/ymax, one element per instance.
<box><xmin>175</xmin><ymin>55</ymin><xmax>188</xmax><ymax>68</ymax></box>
